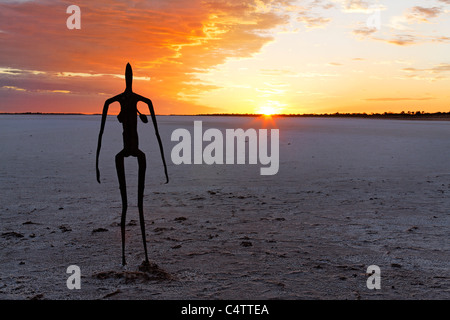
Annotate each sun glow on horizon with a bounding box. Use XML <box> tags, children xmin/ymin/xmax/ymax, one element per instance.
<box><xmin>257</xmin><ymin>105</ymin><xmax>278</xmax><ymax>115</ymax></box>
<box><xmin>255</xmin><ymin>100</ymin><xmax>285</xmax><ymax>115</ymax></box>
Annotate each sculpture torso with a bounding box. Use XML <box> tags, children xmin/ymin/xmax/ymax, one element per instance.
<box><xmin>117</xmin><ymin>91</ymin><xmax>140</xmax><ymax>156</ymax></box>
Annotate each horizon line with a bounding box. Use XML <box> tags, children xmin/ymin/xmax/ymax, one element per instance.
<box><xmin>2</xmin><ymin>111</ymin><xmax>450</xmax><ymax>118</ymax></box>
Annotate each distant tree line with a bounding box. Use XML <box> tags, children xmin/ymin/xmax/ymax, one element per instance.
<box><xmin>3</xmin><ymin>111</ymin><xmax>450</xmax><ymax>120</ymax></box>
<box><xmin>193</xmin><ymin>111</ymin><xmax>450</xmax><ymax>119</ymax></box>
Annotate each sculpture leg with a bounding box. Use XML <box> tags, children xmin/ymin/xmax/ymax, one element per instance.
<box><xmin>115</xmin><ymin>150</ymin><xmax>127</xmax><ymax>266</ymax></box>
<box><xmin>137</xmin><ymin>150</ymin><xmax>149</xmax><ymax>263</ymax></box>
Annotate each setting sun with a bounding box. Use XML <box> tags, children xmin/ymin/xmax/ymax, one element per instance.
<box><xmin>257</xmin><ymin>106</ymin><xmax>278</xmax><ymax>116</ymax></box>
<box><xmin>256</xmin><ymin>101</ymin><xmax>284</xmax><ymax>115</ymax></box>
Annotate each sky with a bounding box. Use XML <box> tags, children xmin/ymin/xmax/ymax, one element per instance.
<box><xmin>0</xmin><ymin>0</ymin><xmax>449</xmax><ymax>115</ymax></box>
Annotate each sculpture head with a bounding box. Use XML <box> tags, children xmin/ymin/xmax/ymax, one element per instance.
<box><xmin>125</xmin><ymin>63</ymin><xmax>133</xmax><ymax>90</ymax></box>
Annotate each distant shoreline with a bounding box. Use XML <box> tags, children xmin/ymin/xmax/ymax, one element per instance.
<box><xmin>1</xmin><ymin>111</ymin><xmax>450</xmax><ymax>120</ymax></box>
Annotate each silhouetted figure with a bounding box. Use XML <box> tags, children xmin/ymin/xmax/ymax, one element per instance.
<box><xmin>96</xmin><ymin>63</ymin><xmax>169</xmax><ymax>266</ymax></box>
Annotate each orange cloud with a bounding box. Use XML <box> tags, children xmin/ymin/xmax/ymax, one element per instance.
<box><xmin>0</xmin><ymin>0</ymin><xmax>292</xmax><ymax>114</ymax></box>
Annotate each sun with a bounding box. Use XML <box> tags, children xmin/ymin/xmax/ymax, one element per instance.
<box><xmin>257</xmin><ymin>105</ymin><xmax>278</xmax><ymax>116</ymax></box>
<box><xmin>256</xmin><ymin>100</ymin><xmax>285</xmax><ymax>116</ymax></box>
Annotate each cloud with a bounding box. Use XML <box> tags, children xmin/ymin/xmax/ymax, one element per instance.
<box><xmin>399</xmin><ymin>63</ymin><xmax>450</xmax><ymax>81</ymax></box>
<box><xmin>377</xmin><ymin>34</ymin><xmax>450</xmax><ymax>46</ymax></box>
<box><xmin>402</xmin><ymin>63</ymin><xmax>450</xmax><ymax>74</ymax></box>
<box><xmin>296</xmin><ymin>0</ymin><xmax>334</xmax><ymax>29</ymax></box>
<box><xmin>0</xmin><ymin>0</ymin><xmax>294</xmax><ymax>113</ymax></box>
<box><xmin>352</xmin><ymin>27</ymin><xmax>377</xmax><ymax>36</ymax></box>
<box><xmin>383</xmin><ymin>34</ymin><xmax>419</xmax><ymax>46</ymax></box>
<box><xmin>364</xmin><ymin>97</ymin><xmax>435</xmax><ymax>102</ymax></box>
<box><xmin>350</xmin><ymin>3</ymin><xmax>449</xmax><ymax>46</ymax></box>
<box><xmin>259</xmin><ymin>68</ymin><xmax>339</xmax><ymax>78</ymax></box>
<box><xmin>332</xmin><ymin>0</ymin><xmax>386</xmax><ymax>13</ymax></box>
<box><xmin>2</xmin><ymin>85</ymin><xmax>26</xmax><ymax>91</ymax></box>
<box><xmin>259</xmin><ymin>68</ymin><xmax>299</xmax><ymax>76</ymax></box>
<box><xmin>297</xmin><ymin>15</ymin><xmax>331</xmax><ymax>28</ymax></box>
<box><xmin>405</xmin><ymin>6</ymin><xmax>442</xmax><ymax>24</ymax></box>
<box><xmin>388</xmin><ymin>5</ymin><xmax>445</xmax><ymax>32</ymax></box>
<box><xmin>353</xmin><ymin>25</ymin><xmax>450</xmax><ymax>47</ymax></box>
<box><xmin>373</xmin><ymin>4</ymin><xmax>449</xmax><ymax>46</ymax></box>
<box><xmin>341</xmin><ymin>0</ymin><xmax>372</xmax><ymax>13</ymax></box>
<box><xmin>1</xmin><ymin>85</ymin><xmax>72</xmax><ymax>94</ymax></box>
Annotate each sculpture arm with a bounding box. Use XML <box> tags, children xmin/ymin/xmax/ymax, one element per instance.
<box><xmin>96</xmin><ymin>96</ymin><xmax>117</xmax><ymax>183</ymax></box>
<box><xmin>144</xmin><ymin>98</ymin><xmax>169</xmax><ymax>184</ymax></box>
